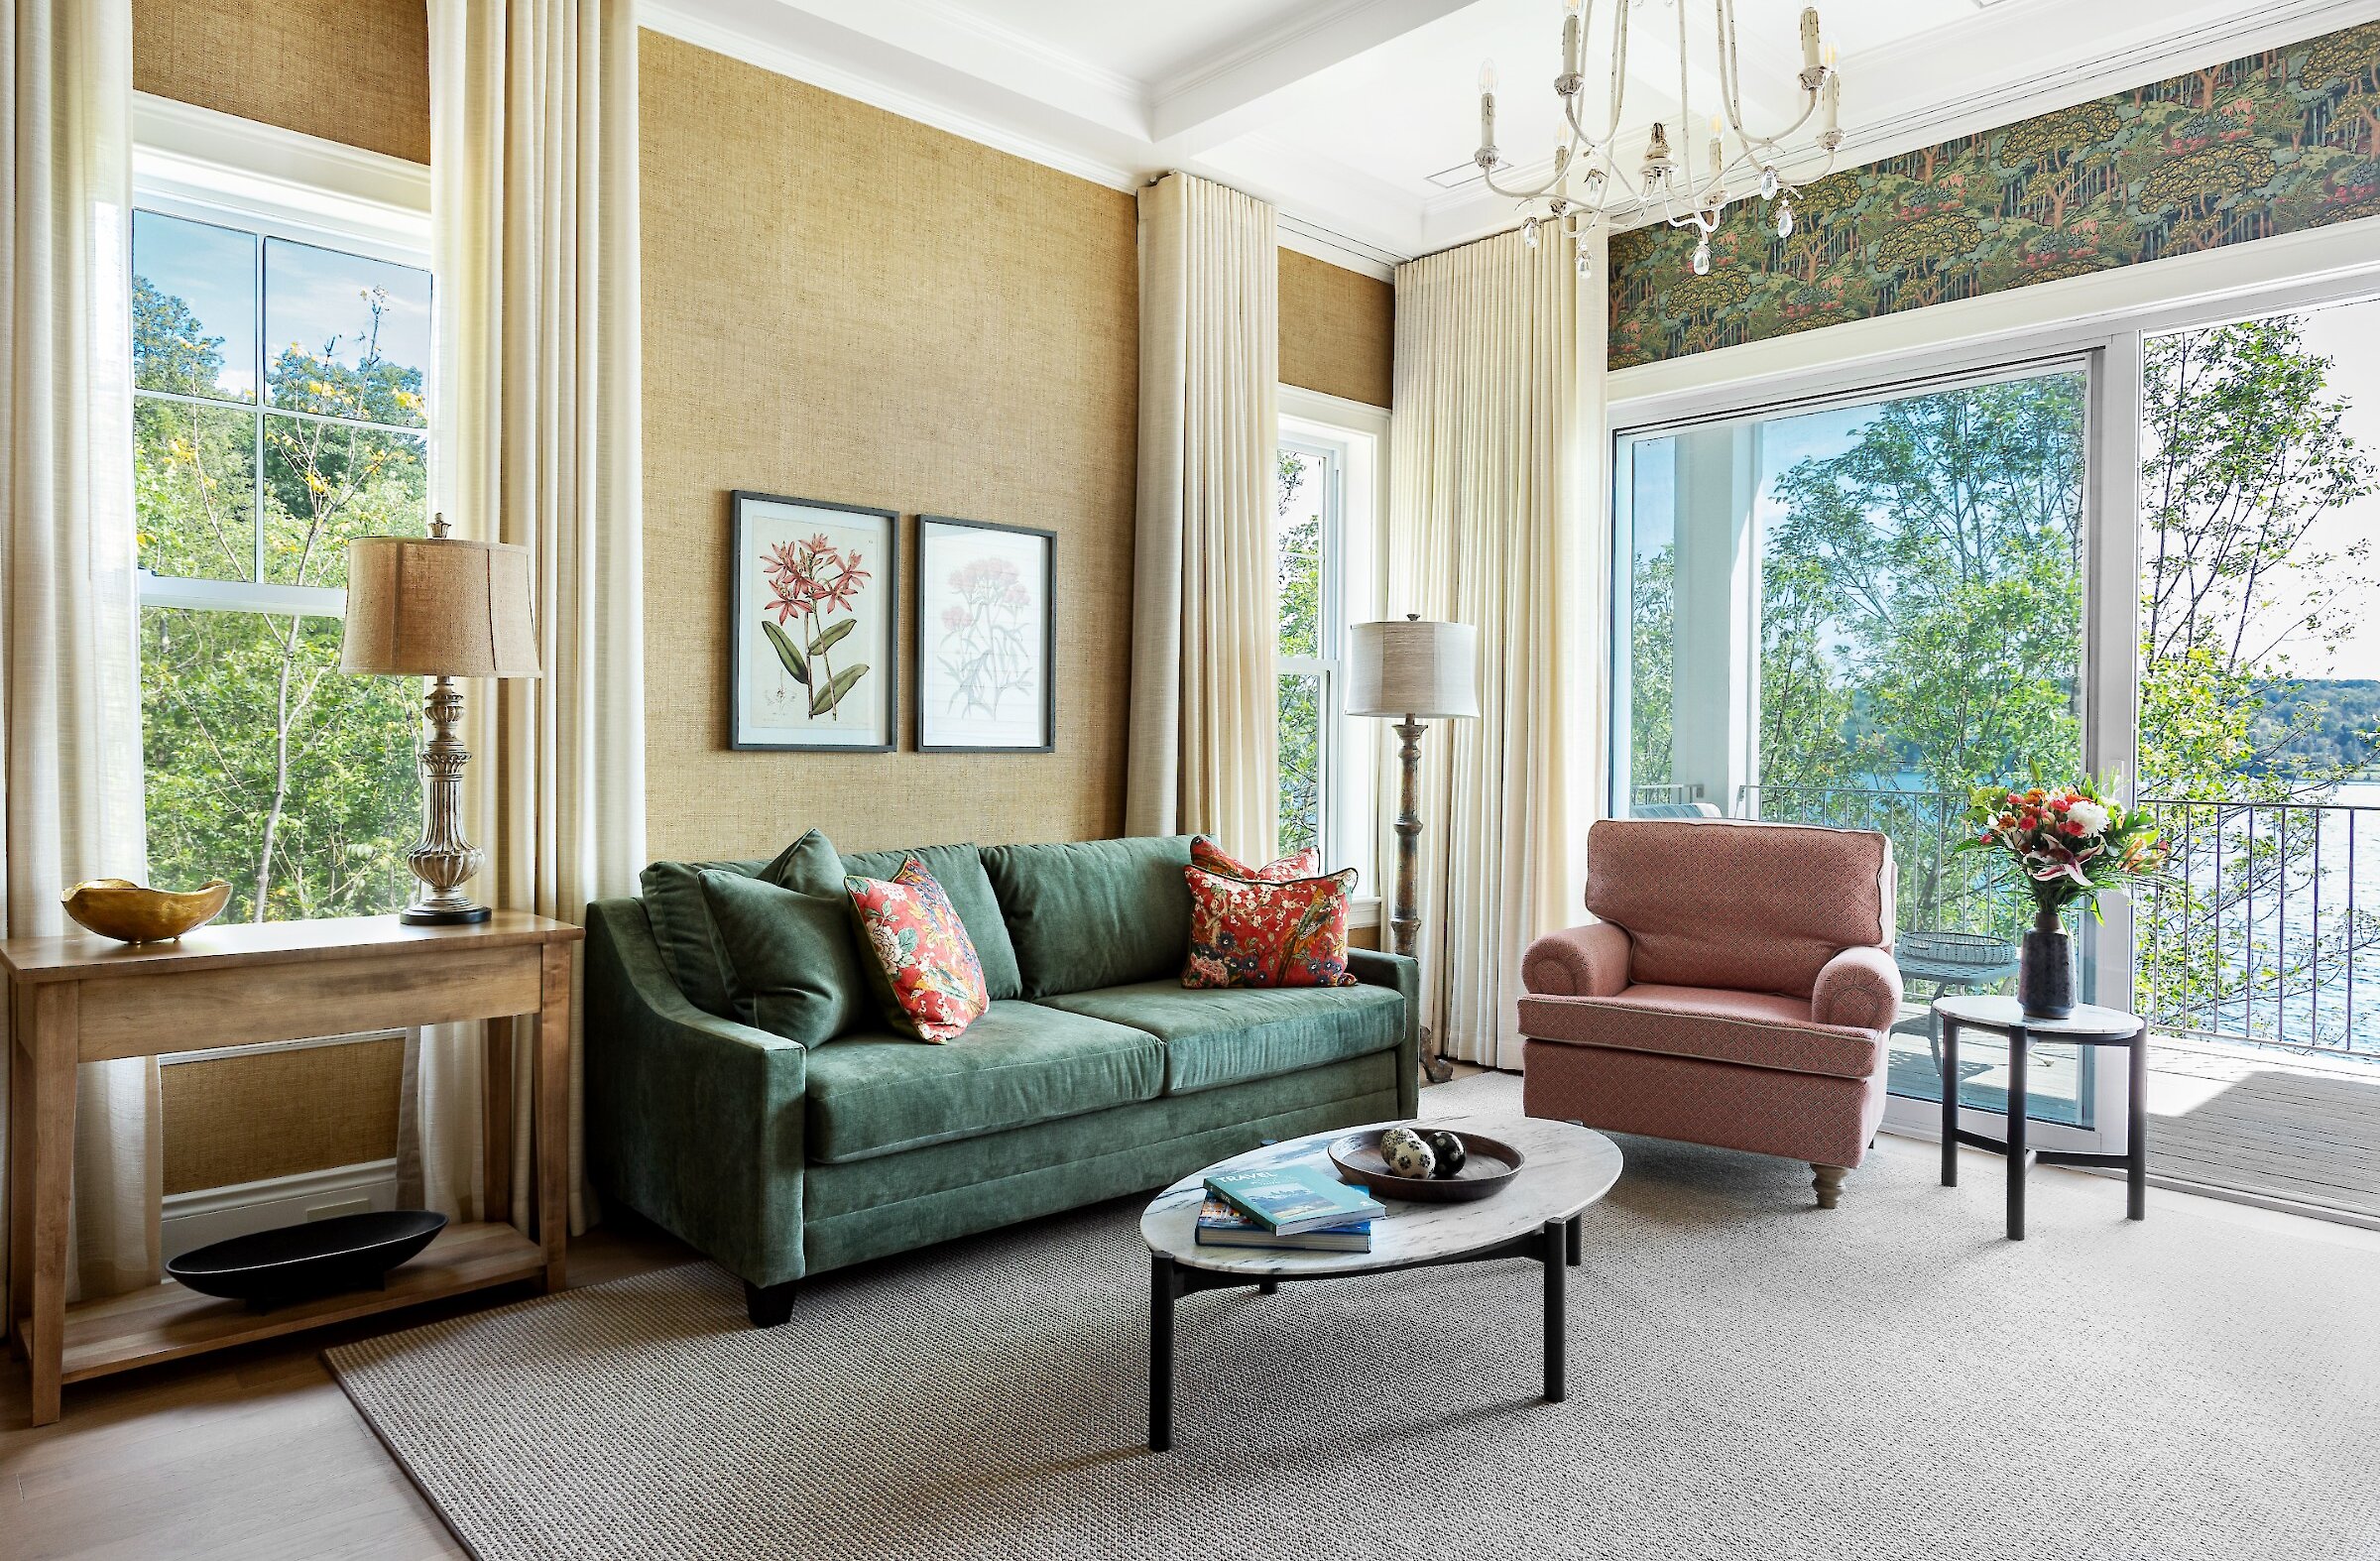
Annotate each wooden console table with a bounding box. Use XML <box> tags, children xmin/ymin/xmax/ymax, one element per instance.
<box><xmin>4</xmin><ymin>911</ymin><xmax>581</xmax><ymax>1425</ymax></box>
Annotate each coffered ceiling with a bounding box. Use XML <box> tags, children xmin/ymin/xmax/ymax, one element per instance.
<box><xmin>642</xmin><ymin>0</ymin><xmax>2380</xmax><ymax>274</ymax></box>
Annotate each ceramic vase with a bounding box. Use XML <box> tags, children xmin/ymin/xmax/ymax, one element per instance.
<box><xmin>2018</xmin><ymin>906</ymin><xmax>2076</xmax><ymax>1020</ymax></box>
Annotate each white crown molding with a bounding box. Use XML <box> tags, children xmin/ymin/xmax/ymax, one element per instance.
<box><xmin>640</xmin><ymin>0</ymin><xmax>1145</xmax><ymax>191</ymax></box>
<box><xmin>1148</xmin><ymin>0</ymin><xmax>1478</xmax><ymax>156</ymax></box>
<box><xmin>1278</xmin><ymin>215</ymin><xmax>1399</xmax><ymax>282</ymax></box>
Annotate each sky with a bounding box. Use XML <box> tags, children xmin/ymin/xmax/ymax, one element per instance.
<box><xmin>133</xmin><ymin>208</ymin><xmax>431</xmax><ymax>406</ymax></box>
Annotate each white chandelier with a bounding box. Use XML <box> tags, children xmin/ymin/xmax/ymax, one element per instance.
<box><xmin>1471</xmin><ymin>0</ymin><xmax>1844</xmax><ymax>279</ymax></box>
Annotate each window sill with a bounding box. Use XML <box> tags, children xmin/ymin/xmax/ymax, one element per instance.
<box><xmin>1349</xmin><ymin>895</ymin><xmax>1381</xmax><ymax>928</ymax></box>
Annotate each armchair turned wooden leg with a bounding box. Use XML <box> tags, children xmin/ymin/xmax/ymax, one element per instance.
<box><xmin>1811</xmin><ymin>1164</ymin><xmax>1848</xmax><ymax>1210</ymax></box>
<box><xmin>745</xmin><ymin>1279</ymin><xmax>798</xmax><ymax>1328</ymax></box>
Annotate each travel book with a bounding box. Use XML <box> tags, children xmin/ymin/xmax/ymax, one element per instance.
<box><xmin>1203</xmin><ymin>1164</ymin><xmax>1386</xmax><ymax>1237</ymax></box>
<box><xmin>1194</xmin><ymin>1196</ymin><xmax>1372</xmax><ymax>1253</ymax></box>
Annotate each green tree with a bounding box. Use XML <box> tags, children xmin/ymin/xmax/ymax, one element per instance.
<box><xmin>1274</xmin><ymin>448</ymin><xmax>1321</xmax><ymax>855</ymax></box>
<box><xmin>1627</xmin><ymin>540</ymin><xmax>1675</xmax><ymax>791</ymax></box>
<box><xmin>137</xmin><ymin>273</ymin><xmax>427</xmax><ymax>922</ymax></box>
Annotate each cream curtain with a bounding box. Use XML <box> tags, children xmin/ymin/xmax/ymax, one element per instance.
<box><xmin>1</xmin><ymin>0</ymin><xmax>157</xmax><ymax>1307</ymax></box>
<box><xmin>1126</xmin><ymin>172</ymin><xmax>1279</xmax><ymax>862</ymax></box>
<box><xmin>1383</xmin><ymin>224</ymin><xmax>1603</xmax><ymax>1069</ymax></box>
<box><xmin>411</xmin><ymin>0</ymin><xmax>645</xmax><ymax>1234</ymax></box>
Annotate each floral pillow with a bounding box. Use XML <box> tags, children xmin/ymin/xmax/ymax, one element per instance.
<box><xmin>845</xmin><ymin>859</ymin><xmax>990</xmax><ymax>1041</ymax></box>
<box><xmin>1182</xmin><ymin>864</ymin><xmax>1361</xmax><ymax>990</ymax></box>
<box><xmin>1190</xmin><ymin>836</ymin><xmax>1324</xmax><ymax>883</ymax></box>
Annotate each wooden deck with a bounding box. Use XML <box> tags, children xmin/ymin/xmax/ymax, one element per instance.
<box><xmin>2138</xmin><ymin>1034</ymin><xmax>2380</xmax><ymax>1223</ymax></box>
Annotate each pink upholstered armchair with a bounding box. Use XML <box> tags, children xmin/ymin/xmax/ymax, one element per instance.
<box><xmin>1518</xmin><ymin>818</ymin><xmax>1902</xmax><ymax>1209</ymax></box>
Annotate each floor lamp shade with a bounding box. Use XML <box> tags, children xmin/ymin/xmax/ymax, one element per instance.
<box><xmin>1347</xmin><ymin>618</ymin><xmax>1479</xmax><ymax>718</ymax></box>
<box><xmin>341</xmin><ymin>536</ymin><xmax>542</xmax><ymax>678</ymax></box>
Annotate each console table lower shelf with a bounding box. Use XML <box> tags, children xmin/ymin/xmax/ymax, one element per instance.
<box><xmin>48</xmin><ymin>1221</ymin><xmax>544</xmax><ymax>1386</ymax></box>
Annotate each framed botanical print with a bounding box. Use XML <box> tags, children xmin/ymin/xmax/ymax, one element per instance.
<box><xmin>915</xmin><ymin>515</ymin><xmax>1056</xmax><ymax>753</ymax></box>
<box><xmin>730</xmin><ymin>491</ymin><xmax>899</xmax><ymax>751</ymax></box>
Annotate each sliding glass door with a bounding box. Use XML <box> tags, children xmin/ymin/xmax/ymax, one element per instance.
<box><xmin>1612</xmin><ymin>357</ymin><xmax>2129</xmax><ymax>1151</ymax></box>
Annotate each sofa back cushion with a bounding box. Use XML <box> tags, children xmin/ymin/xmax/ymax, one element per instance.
<box><xmin>839</xmin><ymin>843</ymin><xmax>1022</xmax><ymax>1002</ymax></box>
<box><xmin>639</xmin><ymin>834</ymin><xmax>819</xmax><ymax>1018</ymax></box>
<box><xmin>981</xmin><ymin>835</ymin><xmax>1196</xmax><ymax>998</ymax></box>
<box><xmin>696</xmin><ymin>867</ymin><xmax>870</xmax><ymax>1044</ymax></box>
<box><xmin>1584</xmin><ymin>818</ymin><xmax>1896</xmax><ymax>997</ymax></box>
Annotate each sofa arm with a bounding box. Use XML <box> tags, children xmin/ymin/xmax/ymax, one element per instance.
<box><xmin>1347</xmin><ymin>947</ymin><xmax>1422</xmax><ymax>1118</ymax></box>
<box><xmin>1522</xmin><ymin>922</ymin><xmax>1631</xmax><ymax>999</ymax></box>
<box><xmin>1812</xmin><ymin>945</ymin><xmax>1902</xmax><ymax>1034</ymax></box>
<box><xmin>584</xmin><ymin>898</ymin><xmax>810</xmax><ymax>1289</ymax></box>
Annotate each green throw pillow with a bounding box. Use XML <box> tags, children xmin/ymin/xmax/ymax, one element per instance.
<box><xmin>980</xmin><ymin>835</ymin><xmax>1196</xmax><ymax>998</ymax></box>
<box><xmin>696</xmin><ymin>863</ymin><xmax>870</xmax><ymax>1046</ymax></box>
<box><xmin>640</xmin><ymin>830</ymin><xmax>841</xmax><ymax>1018</ymax></box>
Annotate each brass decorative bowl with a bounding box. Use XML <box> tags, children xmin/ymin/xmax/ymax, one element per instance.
<box><xmin>61</xmin><ymin>878</ymin><xmax>232</xmax><ymax>944</ymax></box>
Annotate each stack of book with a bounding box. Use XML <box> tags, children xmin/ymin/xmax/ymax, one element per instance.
<box><xmin>1197</xmin><ymin>1163</ymin><xmax>1386</xmax><ymax>1253</ymax></box>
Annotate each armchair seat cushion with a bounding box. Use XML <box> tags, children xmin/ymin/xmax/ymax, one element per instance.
<box><xmin>1035</xmin><ymin>980</ymin><xmax>1404</xmax><ymax>1096</ymax></box>
<box><xmin>803</xmin><ymin>1002</ymin><xmax>1162</xmax><ymax>1163</ymax></box>
<box><xmin>1516</xmin><ymin>983</ymin><xmax>1884</xmax><ymax>1082</ymax></box>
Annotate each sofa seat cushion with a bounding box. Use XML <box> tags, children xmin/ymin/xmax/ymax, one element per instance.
<box><xmin>1035</xmin><ymin>980</ymin><xmax>1404</xmax><ymax>1096</ymax></box>
<box><xmin>802</xmin><ymin>1001</ymin><xmax>1162</xmax><ymax>1163</ymax></box>
<box><xmin>1516</xmin><ymin>983</ymin><xmax>1883</xmax><ymax>1082</ymax></box>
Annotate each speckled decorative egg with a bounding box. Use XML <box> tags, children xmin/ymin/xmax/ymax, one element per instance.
<box><xmin>1379</xmin><ymin>1125</ymin><xmax>1436</xmax><ymax>1179</ymax></box>
<box><xmin>1417</xmin><ymin>1129</ymin><xmax>1468</xmax><ymax>1179</ymax></box>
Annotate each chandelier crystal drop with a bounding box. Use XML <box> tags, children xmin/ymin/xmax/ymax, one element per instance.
<box><xmin>1467</xmin><ymin>0</ymin><xmax>1844</xmax><ymax>280</ymax></box>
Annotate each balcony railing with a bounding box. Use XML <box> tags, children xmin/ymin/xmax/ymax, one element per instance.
<box><xmin>1733</xmin><ymin>781</ymin><xmax>2380</xmax><ymax>1058</ymax></box>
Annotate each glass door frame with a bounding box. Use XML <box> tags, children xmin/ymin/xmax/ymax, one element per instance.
<box><xmin>1606</xmin><ymin>345</ymin><xmax>2134</xmax><ymax>1156</ymax></box>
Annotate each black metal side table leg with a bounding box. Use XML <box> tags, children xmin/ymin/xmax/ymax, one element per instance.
<box><xmin>1541</xmin><ymin>1218</ymin><xmax>1567</xmax><ymax>1403</ymax></box>
<box><xmin>1148</xmin><ymin>1253</ymin><xmax>1177</xmax><ymax>1452</ymax></box>
<box><xmin>2005</xmin><ymin>1024</ymin><xmax>2029</xmax><ymax>1242</ymax></box>
<box><xmin>1566</xmin><ymin>1213</ymin><xmax>1583</xmax><ymax>1267</ymax></box>
<box><xmin>2127</xmin><ymin>1027</ymin><xmax>2149</xmax><ymax>1222</ymax></box>
<box><xmin>1940</xmin><ymin>1020</ymin><xmax>1961</xmax><ymax>1187</ymax></box>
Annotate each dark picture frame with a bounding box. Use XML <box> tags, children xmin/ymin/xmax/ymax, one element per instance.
<box><xmin>729</xmin><ymin>490</ymin><xmax>900</xmax><ymax>752</ymax></box>
<box><xmin>914</xmin><ymin>515</ymin><xmax>1057</xmax><ymax>754</ymax></box>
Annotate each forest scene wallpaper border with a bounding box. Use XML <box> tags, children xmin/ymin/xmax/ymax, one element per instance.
<box><xmin>1606</xmin><ymin>21</ymin><xmax>2380</xmax><ymax>369</ymax></box>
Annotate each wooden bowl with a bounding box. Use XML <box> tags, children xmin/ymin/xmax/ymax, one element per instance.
<box><xmin>61</xmin><ymin>878</ymin><xmax>232</xmax><ymax>943</ymax></box>
<box><xmin>167</xmin><ymin>1210</ymin><xmax>448</xmax><ymax>1310</ymax></box>
<box><xmin>1328</xmin><ymin>1127</ymin><xmax>1525</xmax><ymax>1203</ymax></box>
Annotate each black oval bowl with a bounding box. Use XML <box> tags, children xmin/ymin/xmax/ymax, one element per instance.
<box><xmin>167</xmin><ymin>1210</ymin><xmax>447</xmax><ymax>1308</ymax></box>
<box><xmin>1328</xmin><ymin>1128</ymin><xmax>1524</xmax><ymax>1202</ymax></box>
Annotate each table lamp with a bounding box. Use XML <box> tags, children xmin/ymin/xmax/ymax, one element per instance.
<box><xmin>340</xmin><ymin>515</ymin><xmax>541</xmax><ymax>924</ymax></box>
<box><xmin>1348</xmin><ymin>614</ymin><xmax>1480</xmax><ymax>1083</ymax></box>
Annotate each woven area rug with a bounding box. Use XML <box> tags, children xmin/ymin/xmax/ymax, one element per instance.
<box><xmin>328</xmin><ymin>1073</ymin><xmax>2380</xmax><ymax>1560</ymax></box>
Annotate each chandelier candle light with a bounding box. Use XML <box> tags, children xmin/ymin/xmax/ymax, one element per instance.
<box><xmin>1470</xmin><ymin>0</ymin><xmax>1844</xmax><ymax>280</ymax></box>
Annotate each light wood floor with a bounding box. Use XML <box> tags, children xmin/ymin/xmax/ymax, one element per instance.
<box><xmin>0</xmin><ymin>1217</ymin><xmax>693</xmax><ymax>1561</ymax></box>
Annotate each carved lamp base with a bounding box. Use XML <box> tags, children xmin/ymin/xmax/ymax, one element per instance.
<box><xmin>401</xmin><ymin>902</ymin><xmax>493</xmax><ymax>926</ymax></box>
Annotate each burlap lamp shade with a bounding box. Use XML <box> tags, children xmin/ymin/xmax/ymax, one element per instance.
<box><xmin>340</xmin><ymin>536</ymin><xmax>541</xmax><ymax>679</ymax></box>
<box><xmin>1347</xmin><ymin>617</ymin><xmax>1480</xmax><ymax>718</ymax></box>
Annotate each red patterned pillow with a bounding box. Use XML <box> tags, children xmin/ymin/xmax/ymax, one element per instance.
<box><xmin>845</xmin><ymin>860</ymin><xmax>990</xmax><ymax>1041</ymax></box>
<box><xmin>1191</xmin><ymin>836</ymin><xmax>1324</xmax><ymax>883</ymax></box>
<box><xmin>1182</xmin><ymin>864</ymin><xmax>1361</xmax><ymax>989</ymax></box>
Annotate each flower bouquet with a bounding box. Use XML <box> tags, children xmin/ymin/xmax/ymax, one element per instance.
<box><xmin>1956</xmin><ymin>779</ymin><xmax>2165</xmax><ymax>1018</ymax></box>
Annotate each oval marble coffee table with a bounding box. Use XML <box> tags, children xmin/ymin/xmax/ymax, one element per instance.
<box><xmin>1139</xmin><ymin>1112</ymin><xmax>1622</xmax><ymax>1451</ymax></box>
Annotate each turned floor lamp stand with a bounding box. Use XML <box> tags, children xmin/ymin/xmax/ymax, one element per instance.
<box><xmin>1388</xmin><ymin>716</ymin><xmax>1454</xmax><ymax>1084</ymax></box>
<box><xmin>1351</xmin><ymin>615</ymin><xmax>1479</xmax><ymax>1092</ymax></box>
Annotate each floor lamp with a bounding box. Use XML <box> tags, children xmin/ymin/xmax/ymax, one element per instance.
<box><xmin>1349</xmin><ymin>614</ymin><xmax>1480</xmax><ymax>1084</ymax></box>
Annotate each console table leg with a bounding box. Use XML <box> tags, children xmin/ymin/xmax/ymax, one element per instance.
<box><xmin>2005</xmin><ymin>1025</ymin><xmax>2029</xmax><ymax>1243</ymax></box>
<box><xmin>21</xmin><ymin>984</ymin><xmax>77</xmax><ymax>1426</ymax></box>
<box><xmin>535</xmin><ymin>945</ymin><xmax>572</xmax><ymax>1292</ymax></box>
<box><xmin>1940</xmin><ymin>1020</ymin><xmax>1960</xmax><ymax>1188</ymax></box>
<box><xmin>1541</xmin><ymin>1218</ymin><xmax>1567</xmax><ymax>1403</ymax></box>
<box><xmin>2127</xmin><ymin>1029</ymin><xmax>2149</xmax><ymax>1222</ymax></box>
<box><xmin>1148</xmin><ymin>1253</ymin><xmax>1177</xmax><ymax>1452</ymax></box>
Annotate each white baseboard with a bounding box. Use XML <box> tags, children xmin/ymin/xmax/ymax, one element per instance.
<box><xmin>162</xmin><ymin>1159</ymin><xmax>403</xmax><ymax>1261</ymax></box>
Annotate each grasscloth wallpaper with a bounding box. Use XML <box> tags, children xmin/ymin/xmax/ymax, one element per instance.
<box><xmin>1280</xmin><ymin>249</ymin><xmax>1394</xmax><ymax>409</ymax></box>
<box><xmin>639</xmin><ymin>33</ymin><xmax>1139</xmax><ymax>862</ymax></box>
<box><xmin>1609</xmin><ymin>20</ymin><xmax>2380</xmax><ymax>368</ymax></box>
<box><xmin>131</xmin><ymin>0</ymin><xmax>430</xmax><ymax>164</ymax></box>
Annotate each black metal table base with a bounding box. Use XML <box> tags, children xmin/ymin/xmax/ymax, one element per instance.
<box><xmin>1147</xmin><ymin>1213</ymin><xmax>1580</xmax><ymax>1452</ymax></box>
<box><xmin>1941</xmin><ymin>1016</ymin><xmax>2148</xmax><ymax>1241</ymax></box>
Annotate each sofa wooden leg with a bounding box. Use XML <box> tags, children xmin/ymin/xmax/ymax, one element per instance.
<box><xmin>1811</xmin><ymin>1164</ymin><xmax>1847</xmax><ymax>1210</ymax></box>
<box><xmin>745</xmin><ymin>1279</ymin><xmax>798</xmax><ymax>1328</ymax></box>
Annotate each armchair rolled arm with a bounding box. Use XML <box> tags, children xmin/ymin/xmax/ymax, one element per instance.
<box><xmin>1812</xmin><ymin>945</ymin><xmax>1902</xmax><ymax>1033</ymax></box>
<box><xmin>1522</xmin><ymin>921</ymin><xmax>1631</xmax><ymax>999</ymax></box>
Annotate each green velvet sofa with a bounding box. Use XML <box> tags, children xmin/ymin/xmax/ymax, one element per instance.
<box><xmin>584</xmin><ymin>833</ymin><xmax>1419</xmax><ymax>1326</ymax></box>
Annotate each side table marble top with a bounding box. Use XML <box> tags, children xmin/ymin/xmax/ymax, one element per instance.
<box><xmin>1140</xmin><ymin>1111</ymin><xmax>1624</xmax><ymax>1279</ymax></box>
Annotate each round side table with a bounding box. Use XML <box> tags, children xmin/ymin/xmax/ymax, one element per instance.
<box><xmin>1933</xmin><ymin>994</ymin><xmax>2148</xmax><ymax>1242</ymax></box>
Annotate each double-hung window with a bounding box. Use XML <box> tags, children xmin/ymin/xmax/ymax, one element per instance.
<box><xmin>1274</xmin><ymin>389</ymin><xmax>1385</xmax><ymax>884</ymax></box>
<box><xmin>132</xmin><ymin>120</ymin><xmax>434</xmax><ymax>922</ymax></box>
